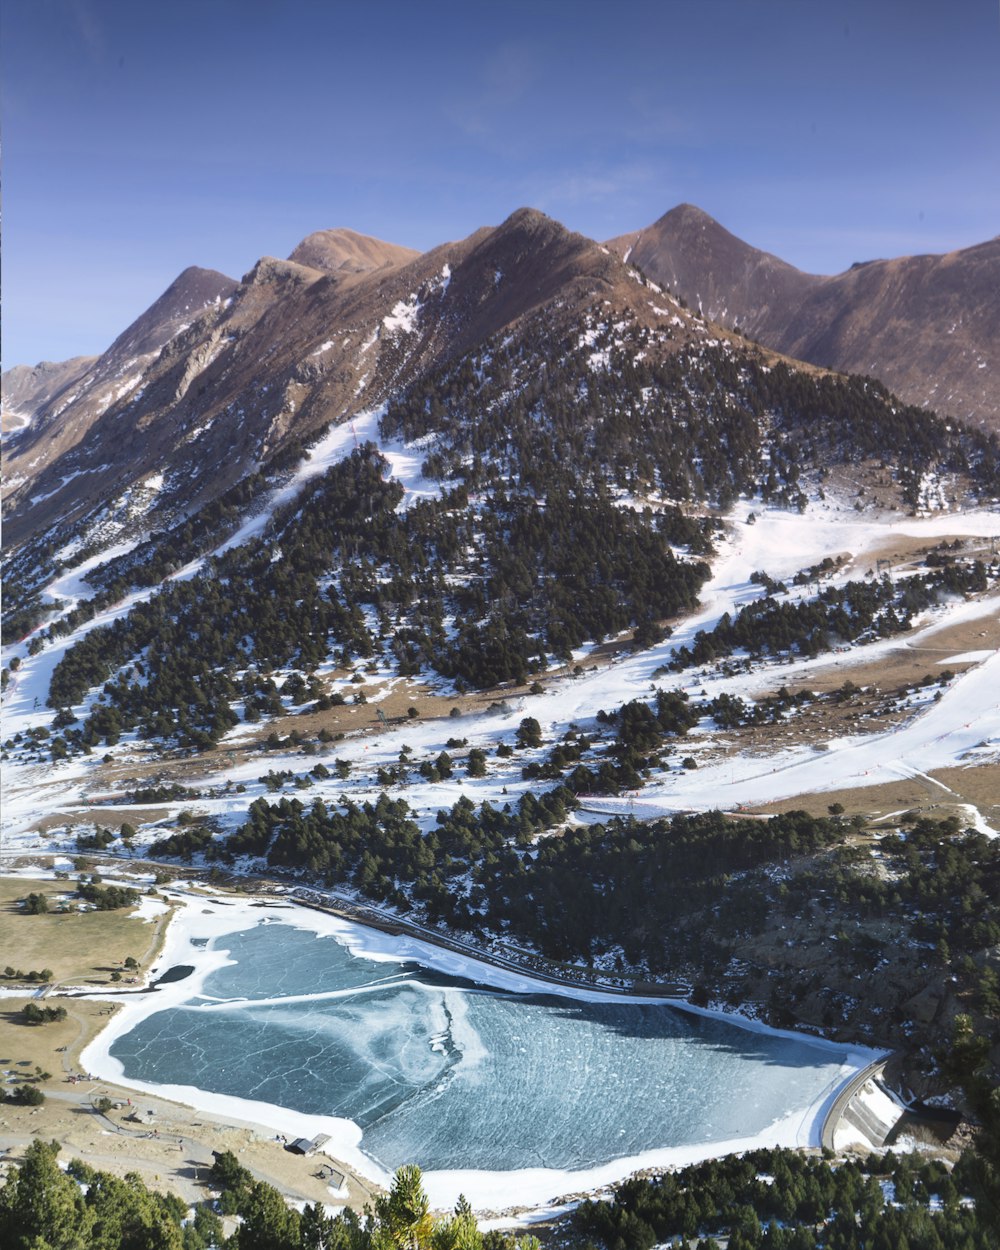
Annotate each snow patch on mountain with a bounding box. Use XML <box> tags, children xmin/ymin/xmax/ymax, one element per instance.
<box><xmin>383</xmin><ymin>295</ymin><xmax>422</xmax><ymax>335</ymax></box>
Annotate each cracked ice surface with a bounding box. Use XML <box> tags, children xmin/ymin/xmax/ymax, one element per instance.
<box><xmin>87</xmin><ymin>898</ymin><xmax>875</xmax><ymax>1207</ymax></box>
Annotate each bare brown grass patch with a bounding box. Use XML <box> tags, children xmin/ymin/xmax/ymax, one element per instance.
<box><xmin>0</xmin><ymin>878</ymin><xmax>169</xmax><ymax>986</ymax></box>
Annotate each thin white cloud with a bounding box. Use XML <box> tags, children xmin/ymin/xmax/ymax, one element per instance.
<box><xmin>70</xmin><ymin>0</ymin><xmax>107</xmax><ymax>63</ymax></box>
<box><xmin>450</xmin><ymin>41</ymin><xmax>541</xmax><ymax>140</ymax></box>
<box><xmin>504</xmin><ymin>162</ymin><xmax>685</xmax><ymax>244</ymax></box>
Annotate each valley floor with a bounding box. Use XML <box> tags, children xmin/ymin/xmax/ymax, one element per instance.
<box><xmin>1</xmin><ymin>492</ymin><xmax>998</xmax><ymax>1215</ymax></box>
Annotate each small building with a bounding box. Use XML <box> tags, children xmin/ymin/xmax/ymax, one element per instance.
<box><xmin>284</xmin><ymin>1134</ymin><xmax>329</xmax><ymax>1156</ymax></box>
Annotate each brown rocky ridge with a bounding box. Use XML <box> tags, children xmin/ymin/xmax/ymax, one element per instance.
<box><xmin>2</xmin><ymin>265</ymin><xmax>238</xmax><ymax>513</ymax></box>
<box><xmin>609</xmin><ymin>203</ymin><xmax>1000</xmax><ymax>431</ymax></box>
<box><xmin>1</xmin><ymin>357</ymin><xmax>98</xmax><ymax>433</ymax></box>
<box><xmin>1</xmin><ymin>208</ymin><xmax>718</xmax><ymax>552</ymax></box>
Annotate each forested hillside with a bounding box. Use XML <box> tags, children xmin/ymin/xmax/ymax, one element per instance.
<box><xmin>11</xmin><ymin>299</ymin><xmax>998</xmax><ymax>756</ymax></box>
<box><xmin>4</xmin><ymin>1121</ymin><xmax>998</xmax><ymax>1248</ymax></box>
<box><xmin>381</xmin><ymin>330</ymin><xmax>1000</xmax><ymax>508</ymax></box>
<box><xmin>34</xmin><ymin>446</ymin><xmax>708</xmax><ymax>751</ymax></box>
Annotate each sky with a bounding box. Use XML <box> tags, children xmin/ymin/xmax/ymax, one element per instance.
<box><xmin>2</xmin><ymin>0</ymin><xmax>998</xmax><ymax>368</ymax></box>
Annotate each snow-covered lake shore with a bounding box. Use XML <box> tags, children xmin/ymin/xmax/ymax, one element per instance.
<box><xmin>76</xmin><ymin>887</ymin><xmax>881</xmax><ymax>1210</ymax></box>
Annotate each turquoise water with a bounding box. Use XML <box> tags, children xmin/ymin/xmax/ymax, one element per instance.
<box><xmin>111</xmin><ymin>922</ymin><xmax>847</xmax><ymax>1173</ymax></box>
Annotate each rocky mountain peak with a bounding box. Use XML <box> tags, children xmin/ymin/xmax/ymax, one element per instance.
<box><xmin>489</xmin><ymin>206</ymin><xmax>586</xmax><ymax>250</ymax></box>
<box><xmin>288</xmin><ymin>228</ymin><xmax>420</xmax><ymax>276</ymax></box>
<box><xmin>240</xmin><ymin>255</ymin><xmax>325</xmax><ymax>289</ymax></box>
<box><xmin>657</xmin><ymin>202</ymin><xmax>716</xmax><ymax>228</ymax></box>
<box><xmin>608</xmin><ymin>205</ymin><xmax>813</xmax><ymax>320</ymax></box>
<box><xmin>609</xmin><ymin>203</ymin><xmax>1000</xmax><ymax>429</ymax></box>
<box><xmin>107</xmin><ymin>265</ymin><xmax>238</xmax><ymax>361</ymax></box>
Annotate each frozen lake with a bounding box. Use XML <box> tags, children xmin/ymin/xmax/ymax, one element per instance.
<box><xmin>107</xmin><ymin>915</ymin><xmax>856</xmax><ymax>1178</ymax></box>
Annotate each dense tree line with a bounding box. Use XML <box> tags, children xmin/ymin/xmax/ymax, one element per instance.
<box><xmin>670</xmin><ymin>561</ymin><xmax>992</xmax><ymax>668</ymax></box>
<box><xmin>76</xmin><ymin>825</ymin><xmax>116</xmax><ymax>850</ymax></box>
<box><xmin>0</xmin><ymin>583</ymin><xmax>53</xmax><ymax>646</ymax></box>
<box><xmin>383</xmin><ymin>330</ymin><xmax>787</xmax><ymax>507</ymax></box>
<box><xmin>126</xmin><ymin>782</ymin><xmax>201</xmax><ymax>804</ymax></box>
<box><xmin>702</xmin><ymin>685</ymin><xmax>816</xmax><ymax>728</ymax></box>
<box><xmin>0</xmin><ymin>1142</ymin><xmax>541</xmax><ymax>1250</ymax></box>
<box><xmin>573</xmin><ymin>1146</ymin><xmax>997</xmax><ymax>1248</ymax></box>
<box><xmin>43</xmin><ymin>449</ymin><xmax>406</xmax><ymax>749</ymax></box>
<box><xmin>221</xmin><ymin>788</ymin><xmax>575</xmax><ymax>927</ymax></box>
<box><xmin>41</xmin><ymin>446</ymin><xmax>711</xmax><ymax>751</ymax></box>
<box><xmin>441</xmin><ymin>483</ymin><xmax>709</xmax><ymax>685</ymax></box>
<box><xmin>381</xmin><ymin>326</ymin><xmax>1000</xmax><ymax>508</ymax></box>
<box><xmin>148</xmin><ymin>825</ymin><xmax>219</xmax><ymax>860</ymax></box>
<box><xmin>482</xmin><ymin>808</ymin><xmax>843</xmax><ymax>963</ymax></box>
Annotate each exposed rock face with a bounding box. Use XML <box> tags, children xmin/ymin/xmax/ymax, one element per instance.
<box><xmin>1</xmin><ymin>357</ymin><xmax>97</xmax><ymax>432</ymax></box>
<box><xmin>609</xmin><ymin>205</ymin><xmax>1000</xmax><ymax>430</ymax></box>
<box><xmin>2</xmin><ymin>265</ymin><xmax>239</xmax><ymax>516</ymax></box>
<box><xmin>2</xmin><ymin>208</ymin><xmax>711</xmax><ymax>550</ymax></box>
<box><xmin>101</xmin><ymin>265</ymin><xmax>240</xmax><ymax>362</ymax></box>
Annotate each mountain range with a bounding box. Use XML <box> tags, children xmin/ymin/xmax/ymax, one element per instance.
<box><xmin>2</xmin><ymin>202</ymin><xmax>999</xmax><ymax>1158</ymax></box>
<box><xmin>1</xmin><ymin>209</ymin><xmax>709</xmax><ymax>551</ymax></box>
<box><xmin>609</xmin><ymin>204</ymin><xmax>1000</xmax><ymax>429</ymax></box>
<box><xmin>3</xmin><ymin>204</ymin><xmax>998</xmax><ymax>655</ymax></box>
<box><xmin>4</xmin><ymin>205</ymin><xmax>998</xmax><ymax>555</ymax></box>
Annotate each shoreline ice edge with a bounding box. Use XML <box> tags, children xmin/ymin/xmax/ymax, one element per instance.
<box><xmin>79</xmin><ymin>888</ymin><xmax>885</xmax><ymax>1211</ymax></box>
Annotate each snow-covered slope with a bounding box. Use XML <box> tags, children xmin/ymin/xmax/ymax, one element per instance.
<box><xmin>3</xmin><ymin>492</ymin><xmax>997</xmax><ymax>851</ymax></box>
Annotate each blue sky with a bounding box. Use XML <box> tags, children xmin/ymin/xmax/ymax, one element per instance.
<box><xmin>3</xmin><ymin>0</ymin><xmax>998</xmax><ymax>367</ymax></box>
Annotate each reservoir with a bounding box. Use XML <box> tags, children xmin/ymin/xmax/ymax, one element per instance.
<box><xmin>101</xmin><ymin>903</ymin><xmax>866</xmax><ymax>1190</ymax></box>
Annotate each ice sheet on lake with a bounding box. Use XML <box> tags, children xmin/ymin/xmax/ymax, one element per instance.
<box><xmin>107</xmin><ymin>919</ymin><xmax>855</xmax><ymax>1177</ymax></box>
